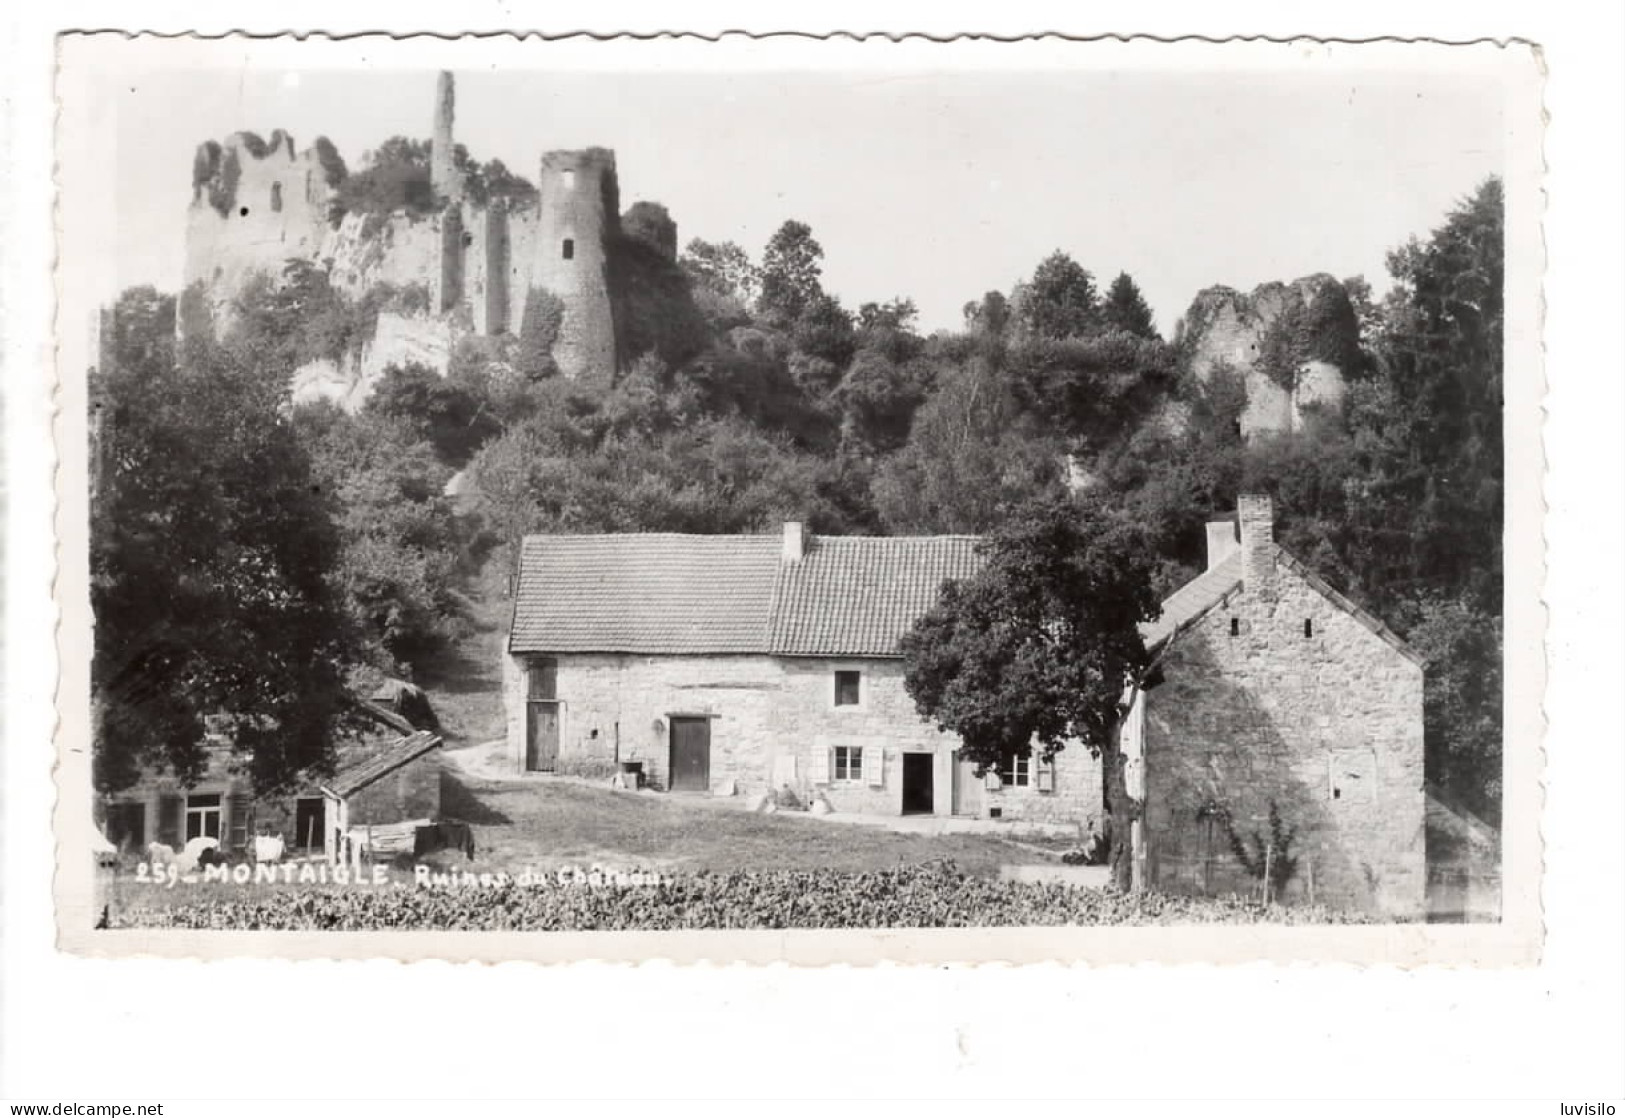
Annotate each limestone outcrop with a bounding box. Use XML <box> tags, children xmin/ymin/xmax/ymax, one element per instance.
<box><xmin>1177</xmin><ymin>274</ymin><xmax>1363</xmax><ymax>437</ymax></box>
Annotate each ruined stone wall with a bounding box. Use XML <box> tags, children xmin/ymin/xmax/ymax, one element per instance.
<box><xmin>288</xmin><ymin>310</ymin><xmax>454</xmax><ymax>411</ymax></box>
<box><xmin>501</xmin><ymin>650</ymin><xmax>1099</xmax><ymax>825</ymax></box>
<box><xmin>1180</xmin><ymin>275</ymin><xmax>1356</xmax><ymax>438</ymax></box>
<box><xmin>528</xmin><ymin>148</ymin><xmax>619</xmax><ymax>386</ymax></box>
<box><xmin>183</xmin><ymin>131</ymin><xmax>337</xmax><ymax>328</ymax></box>
<box><xmin>1141</xmin><ymin>556</ymin><xmax>1426</xmax><ymax>916</ymax></box>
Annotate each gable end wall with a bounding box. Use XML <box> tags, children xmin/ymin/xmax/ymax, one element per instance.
<box><xmin>1143</xmin><ymin>561</ymin><xmax>1425</xmax><ymax>915</ymax></box>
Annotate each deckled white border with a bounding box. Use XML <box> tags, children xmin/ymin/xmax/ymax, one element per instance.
<box><xmin>49</xmin><ymin>32</ymin><xmax>1544</xmax><ymax>966</ymax></box>
<box><xmin>11</xmin><ymin>5</ymin><xmax>1622</xmax><ymax>1101</ymax></box>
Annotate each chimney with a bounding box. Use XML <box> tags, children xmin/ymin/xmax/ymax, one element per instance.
<box><xmin>1237</xmin><ymin>494</ymin><xmax>1275</xmax><ymax>593</ymax></box>
<box><xmin>1205</xmin><ymin>518</ymin><xmax>1239</xmax><ymax>571</ymax></box>
<box><xmin>782</xmin><ymin>521</ymin><xmax>806</xmax><ymax>563</ymax></box>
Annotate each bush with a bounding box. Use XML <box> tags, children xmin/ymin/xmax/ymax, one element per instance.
<box><xmin>110</xmin><ymin>862</ymin><xmax>1378</xmax><ymax>931</ymax></box>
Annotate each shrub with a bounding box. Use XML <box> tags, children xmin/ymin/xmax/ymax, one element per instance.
<box><xmin>108</xmin><ymin>861</ymin><xmax>1379</xmax><ymax>931</ymax></box>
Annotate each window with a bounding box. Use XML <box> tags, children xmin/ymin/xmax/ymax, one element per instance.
<box><xmin>185</xmin><ymin>793</ymin><xmax>222</xmax><ymax>841</ymax></box>
<box><xmin>562</xmin><ymin>238</ymin><xmax>575</xmax><ymax>260</ymax></box>
<box><xmin>832</xmin><ymin>745</ymin><xmax>864</xmax><ymax>783</ymax></box>
<box><xmin>270</xmin><ymin>182</ymin><xmax>283</xmax><ymax>212</ymax></box>
<box><xmin>1304</xmin><ymin>618</ymin><xmax>1314</xmax><ymax>638</ymax></box>
<box><xmin>1328</xmin><ymin>749</ymin><xmax>1377</xmax><ymax>805</ymax></box>
<box><xmin>834</xmin><ymin>670</ymin><xmax>862</xmax><ymax>707</ymax></box>
<box><xmin>1230</xmin><ymin>617</ymin><xmax>1240</xmax><ymax>637</ymax></box>
<box><xmin>998</xmin><ymin>752</ymin><xmax>1032</xmax><ymax>788</ymax></box>
<box><xmin>562</xmin><ymin>169</ymin><xmax>576</xmax><ymax>190</ymax></box>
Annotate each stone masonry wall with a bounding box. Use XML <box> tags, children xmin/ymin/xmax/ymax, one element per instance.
<box><xmin>183</xmin><ymin>132</ymin><xmax>337</xmax><ymax>329</ymax></box>
<box><xmin>1142</xmin><ymin>558</ymin><xmax>1426</xmax><ymax>916</ymax></box>
<box><xmin>1181</xmin><ymin>277</ymin><xmax>1356</xmax><ymax>438</ymax></box>
<box><xmin>344</xmin><ymin>753</ymin><xmax>443</xmax><ymax>828</ymax></box>
<box><xmin>529</xmin><ymin>149</ymin><xmax>619</xmax><ymax>386</ymax></box>
<box><xmin>503</xmin><ymin>651</ymin><xmax>1101</xmax><ymax>826</ymax></box>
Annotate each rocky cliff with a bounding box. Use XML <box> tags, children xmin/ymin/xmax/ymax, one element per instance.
<box><xmin>1178</xmin><ymin>274</ymin><xmax>1363</xmax><ymax>437</ymax></box>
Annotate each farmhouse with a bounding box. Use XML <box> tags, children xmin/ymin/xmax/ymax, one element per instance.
<box><xmin>1121</xmin><ymin>496</ymin><xmax>1427</xmax><ymax>916</ymax></box>
<box><xmin>504</xmin><ymin>525</ymin><xmax>1106</xmax><ymax>828</ymax></box>
<box><xmin>100</xmin><ymin>699</ymin><xmax>442</xmax><ymax>861</ymax></box>
<box><xmin>506</xmin><ymin>500</ymin><xmax>1428</xmax><ymax>916</ymax></box>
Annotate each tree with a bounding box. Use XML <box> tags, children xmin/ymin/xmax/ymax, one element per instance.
<box><xmin>792</xmin><ymin>292</ymin><xmax>857</xmax><ymax>368</ymax></box>
<box><xmin>899</xmin><ymin>494</ymin><xmax>1160</xmax><ymax>887</ymax></box>
<box><xmin>1006</xmin><ymin>332</ymin><xmax>1180</xmax><ymax>454</ymax></box>
<box><xmin>294</xmin><ymin>403</ymin><xmax>466</xmax><ymax>670</ymax></box>
<box><xmin>335</xmin><ymin>135</ymin><xmax>435</xmax><ymax>218</ymax></box>
<box><xmin>963</xmin><ymin>290</ymin><xmax>1011</xmax><ymax>338</ymax></box>
<box><xmin>1017</xmin><ymin>251</ymin><xmax>1101</xmax><ymax>340</ymax></box>
<box><xmin>872</xmin><ymin>359</ymin><xmax>1064</xmax><ymax>534</ymax></box>
<box><xmin>757</xmin><ymin>220</ymin><xmax>825</xmax><ymax>323</ymax></box>
<box><xmin>1101</xmin><ymin>272</ymin><xmax>1159</xmax><ymax>340</ymax></box>
<box><xmin>364</xmin><ymin>361</ymin><xmax>499</xmax><ymax>469</ymax></box>
<box><xmin>92</xmin><ymin>291</ymin><xmax>365</xmax><ymax>796</ymax></box>
<box><xmin>680</xmin><ymin>238</ymin><xmax>760</xmax><ymax>306</ymax></box>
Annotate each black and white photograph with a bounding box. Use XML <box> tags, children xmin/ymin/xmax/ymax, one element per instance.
<box><xmin>51</xmin><ymin>33</ymin><xmax>1542</xmax><ymax>962</ymax></box>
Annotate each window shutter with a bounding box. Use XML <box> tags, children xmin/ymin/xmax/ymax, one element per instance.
<box><xmin>810</xmin><ymin>739</ymin><xmax>831</xmax><ymax>785</ymax></box>
<box><xmin>1036</xmin><ymin>757</ymin><xmax>1056</xmax><ymax>793</ymax></box>
<box><xmin>156</xmin><ymin>795</ymin><xmax>183</xmax><ymax>848</ymax></box>
<box><xmin>984</xmin><ymin>770</ymin><xmax>1002</xmax><ymax>792</ymax></box>
<box><xmin>864</xmin><ymin>744</ymin><xmax>885</xmax><ymax>787</ymax></box>
<box><xmin>228</xmin><ymin>791</ymin><xmax>253</xmax><ymax>852</ymax></box>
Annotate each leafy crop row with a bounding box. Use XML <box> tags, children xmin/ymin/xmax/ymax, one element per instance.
<box><xmin>108</xmin><ymin>862</ymin><xmax>1374</xmax><ymax>931</ymax></box>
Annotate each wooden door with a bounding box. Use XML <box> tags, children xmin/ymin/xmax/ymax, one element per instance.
<box><xmin>952</xmin><ymin>753</ymin><xmax>984</xmax><ymax>817</ymax></box>
<box><xmin>669</xmin><ymin>717</ymin><xmax>711</xmax><ymax>792</ymax></box>
<box><xmin>526</xmin><ymin>701</ymin><xmax>560</xmax><ymax>771</ymax></box>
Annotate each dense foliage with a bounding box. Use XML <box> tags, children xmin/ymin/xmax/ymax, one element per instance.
<box><xmin>333</xmin><ymin>135</ymin><xmax>538</xmax><ymax>222</ymax></box>
<box><xmin>900</xmin><ymin>496</ymin><xmax>1161</xmax><ymax>885</ymax></box>
<box><xmin>91</xmin><ymin>289</ymin><xmax>366</xmax><ymax>795</ymax></box>
<box><xmin>108</xmin><ymin>862</ymin><xmax>1376</xmax><ymax>930</ymax></box>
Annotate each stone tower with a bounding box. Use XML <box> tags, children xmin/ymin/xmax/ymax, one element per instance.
<box><xmin>530</xmin><ymin>147</ymin><xmax>619</xmax><ymax>384</ymax></box>
<box><xmin>431</xmin><ymin>71</ymin><xmax>460</xmax><ymax>205</ymax></box>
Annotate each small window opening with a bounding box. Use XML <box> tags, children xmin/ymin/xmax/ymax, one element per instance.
<box><xmin>238</xmin><ymin>206</ymin><xmax>250</xmax><ymax>217</ymax></box>
<box><xmin>834</xmin><ymin>670</ymin><xmax>862</xmax><ymax>707</ymax></box>
<box><xmin>562</xmin><ymin>169</ymin><xmax>576</xmax><ymax>190</ymax></box>
<box><xmin>270</xmin><ymin>182</ymin><xmax>283</xmax><ymax>212</ymax></box>
<box><xmin>462</xmin><ymin>231</ymin><xmax>474</xmax><ymax>248</ymax></box>
<box><xmin>1304</xmin><ymin>619</ymin><xmax>1314</xmax><ymax>638</ymax></box>
<box><xmin>561</xmin><ymin>238</ymin><xmax>575</xmax><ymax>260</ymax></box>
<box><xmin>1229</xmin><ymin>617</ymin><xmax>1240</xmax><ymax>637</ymax></box>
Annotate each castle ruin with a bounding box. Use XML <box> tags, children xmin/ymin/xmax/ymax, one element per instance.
<box><xmin>182</xmin><ymin>71</ymin><xmax>632</xmax><ymax>406</ymax></box>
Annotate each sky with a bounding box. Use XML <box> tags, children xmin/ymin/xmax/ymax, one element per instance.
<box><xmin>108</xmin><ymin>60</ymin><xmax>1506</xmax><ymax>335</ymax></box>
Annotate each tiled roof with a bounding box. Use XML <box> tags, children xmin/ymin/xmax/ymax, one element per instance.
<box><xmin>323</xmin><ymin>731</ymin><xmax>442</xmax><ymax>799</ymax></box>
<box><xmin>769</xmin><ymin>536</ymin><xmax>984</xmax><ymax>657</ymax></box>
<box><xmin>509</xmin><ymin>534</ymin><xmax>782</xmax><ymax>655</ymax></box>
<box><xmin>1139</xmin><ymin>552</ymin><xmax>1243</xmax><ymax>649</ymax></box>
<box><xmin>1140</xmin><ymin>545</ymin><xmax>1423</xmax><ymax>665</ymax></box>
<box><xmin>509</xmin><ymin>531</ymin><xmax>983</xmax><ymax>658</ymax></box>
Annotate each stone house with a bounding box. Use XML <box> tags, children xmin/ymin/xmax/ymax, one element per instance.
<box><xmin>1121</xmin><ymin>495</ymin><xmax>1427</xmax><ymax>916</ymax></box>
<box><xmin>320</xmin><ymin>729</ymin><xmax>445</xmax><ymax>862</ymax></box>
<box><xmin>504</xmin><ymin>525</ymin><xmax>1106</xmax><ymax>828</ymax></box>
<box><xmin>100</xmin><ymin>700</ymin><xmax>437</xmax><ymax>859</ymax></box>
